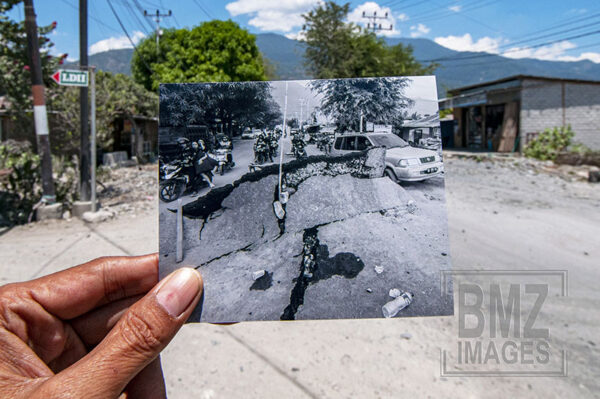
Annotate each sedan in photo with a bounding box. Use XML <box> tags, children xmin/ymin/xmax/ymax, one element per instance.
<box><xmin>331</xmin><ymin>133</ymin><xmax>444</xmax><ymax>182</ymax></box>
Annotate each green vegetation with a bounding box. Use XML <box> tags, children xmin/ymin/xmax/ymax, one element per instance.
<box><xmin>0</xmin><ymin>0</ymin><xmax>66</xmax><ymax>141</ymax></box>
<box><xmin>47</xmin><ymin>71</ymin><xmax>158</xmax><ymax>156</ymax></box>
<box><xmin>0</xmin><ymin>141</ymin><xmax>77</xmax><ymax>225</ymax></box>
<box><xmin>524</xmin><ymin>126</ymin><xmax>574</xmax><ymax>161</ymax></box>
<box><xmin>302</xmin><ymin>2</ymin><xmax>436</xmax><ymax>79</ymax></box>
<box><xmin>132</xmin><ymin>20</ymin><xmax>268</xmax><ymax>91</ymax></box>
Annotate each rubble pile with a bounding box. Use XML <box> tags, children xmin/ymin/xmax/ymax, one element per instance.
<box><xmin>445</xmin><ymin>152</ymin><xmax>600</xmax><ymax>183</ymax></box>
<box><xmin>97</xmin><ymin>164</ymin><xmax>157</xmax><ymax>217</ymax></box>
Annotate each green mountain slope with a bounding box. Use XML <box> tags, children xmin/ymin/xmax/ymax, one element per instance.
<box><xmin>76</xmin><ymin>33</ymin><xmax>600</xmax><ymax>95</ymax></box>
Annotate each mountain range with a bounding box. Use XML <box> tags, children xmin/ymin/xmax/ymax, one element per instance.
<box><xmin>72</xmin><ymin>33</ymin><xmax>600</xmax><ymax>96</ymax></box>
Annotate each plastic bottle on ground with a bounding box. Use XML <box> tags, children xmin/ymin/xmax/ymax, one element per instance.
<box><xmin>382</xmin><ymin>292</ymin><xmax>414</xmax><ymax>318</ymax></box>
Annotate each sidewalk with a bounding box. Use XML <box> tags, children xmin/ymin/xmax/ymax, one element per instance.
<box><xmin>1</xmin><ymin>157</ymin><xmax>599</xmax><ymax>398</ymax></box>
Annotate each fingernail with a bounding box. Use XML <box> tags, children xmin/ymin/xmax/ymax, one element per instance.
<box><xmin>156</xmin><ymin>268</ymin><xmax>201</xmax><ymax>317</ymax></box>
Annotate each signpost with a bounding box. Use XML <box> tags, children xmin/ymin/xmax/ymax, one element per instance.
<box><xmin>52</xmin><ymin>67</ymin><xmax>97</xmax><ymax>212</ymax></box>
<box><xmin>51</xmin><ymin>69</ymin><xmax>89</xmax><ymax>86</ymax></box>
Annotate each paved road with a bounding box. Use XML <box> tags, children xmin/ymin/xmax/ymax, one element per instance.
<box><xmin>160</xmin><ymin>137</ymin><xmax>325</xmax><ymax>213</ymax></box>
<box><xmin>1</xmin><ymin>156</ymin><xmax>598</xmax><ymax>398</ymax></box>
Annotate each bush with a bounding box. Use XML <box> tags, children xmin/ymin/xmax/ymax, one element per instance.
<box><xmin>0</xmin><ymin>140</ymin><xmax>80</xmax><ymax>225</ymax></box>
<box><xmin>524</xmin><ymin>126</ymin><xmax>574</xmax><ymax>161</ymax></box>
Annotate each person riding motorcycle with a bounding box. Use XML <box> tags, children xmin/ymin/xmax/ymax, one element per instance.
<box><xmin>178</xmin><ymin>137</ymin><xmax>215</xmax><ymax>189</ymax></box>
<box><xmin>253</xmin><ymin>132</ymin><xmax>270</xmax><ymax>164</ymax></box>
<box><xmin>291</xmin><ymin>131</ymin><xmax>307</xmax><ymax>158</ymax></box>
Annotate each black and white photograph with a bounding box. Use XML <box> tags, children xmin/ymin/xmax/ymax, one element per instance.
<box><xmin>158</xmin><ymin>76</ymin><xmax>452</xmax><ymax>322</ymax></box>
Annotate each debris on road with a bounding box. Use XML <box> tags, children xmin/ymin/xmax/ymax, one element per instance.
<box><xmin>382</xmin><ymin>292</ymin><xmax>414</xmax><ymax>318</ymax></box>
<box><xmin>406</xmin><ymin>200</ymin><xmax>417</xmax><ymax>214</ymax></box>
<box><xmin>82</xmin><ymin>210</ymin><xmax>113</xmax><ymax>223</ymax></box>
<box><xmin>252</xmin><ymin>270</ymin><xmax>266</xmax><ymax>280</ymax></box>
<box><xmin>389</xmin><ymin>288</ymin><xmax>401</xmax><ymax>298</ymax></box>
<box><xmin>374</xmin><ymin>265</ymin><xmax>384</xmax><ymax>274</ymax></box>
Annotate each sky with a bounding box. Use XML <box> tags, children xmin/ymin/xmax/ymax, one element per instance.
<box><xmin>7</xmin><ymin>0</ymin><xmax>600</xmax><ymax>64</ymax></box>
<box><xmin>269</xmin><ymin>76</ymin><xmax>437</xmax><ymax>123</ymax></box>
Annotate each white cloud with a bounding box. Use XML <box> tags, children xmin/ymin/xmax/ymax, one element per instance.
<box><xmin>503</xmin><ymin>41</ymin><xmax>576</xmax><ymax>61</ymax></box>
<box><xmin>434</xmin><ymin>33</ymin><xmax>501</xmax><ymax>52</ymax></box>
<box><xmin>285</xmin><ymin>30</ymin><xmax>307</xmax><ymax>40</ymax></box>
<box><xmin>504</xmin><ymin>40</ymin><xmax>600</xmax><ymax>63</ymax></box>
<box><xmin>225</xmin><ymin>0</ymin><xmax>321</xmax><ymax>32</ymax></box>
<box><xmin>89</xmin><ymin>31</ymin><xmax>145</xmax><ymax>55</ymax></box>
<box><xmin>397</xmin><ymin>13</ymin><xmax>409</xmax><ymax>22</ymax></box>
<box><xmin>449</xmin><ymin>5</ymin><xmax>461</xmax><ymax>12</ymax></box>
<box><xmin>347</xmin><ymin>2</ymin><xmax>402</xmax><ymax>37</ymax></box>
<box><xmin>410</xmin><ymin>23</ymin><xmax>430</xmax><ymax>38</ymax></box>
<box><xmin>435</xmin><ymin>34</ymin><xmax>600</xmax><ymax>64</ymax></box>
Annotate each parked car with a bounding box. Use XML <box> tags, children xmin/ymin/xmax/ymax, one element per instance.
<box><xmin>331</xmin><ymin>133</ymin><xmax>443</xmax><ymax>182</ymax></box>
<box><xmin>241</xmin><ymin>128</ymin><xmax>259</xmax><ymax>140</ymax></box>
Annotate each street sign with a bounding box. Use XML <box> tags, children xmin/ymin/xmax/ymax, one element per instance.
<box><xmin>51</xmin><ymin>69</ymin><xmax>89</xmax><ymax>87</ymax></box>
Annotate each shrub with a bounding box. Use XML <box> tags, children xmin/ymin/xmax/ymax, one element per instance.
<box><xmin>0</xmin><ymin>140</ymin><xmax>80</xmax><ymax>225</ymax></box>
<box><xmin>524</xmin><ymin>126</ymin><xmax>574</xmax><ymax>161</ymax></box>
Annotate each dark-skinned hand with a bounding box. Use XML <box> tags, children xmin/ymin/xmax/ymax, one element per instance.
<box><xmin>0</xmin><ymin>254</ymin><xmax>203</xmax><ymax>398</ymax></box>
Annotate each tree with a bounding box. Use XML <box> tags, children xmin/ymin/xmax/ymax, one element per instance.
<box><xmin>159</xmin><ymin>82</ymin><xmax>281</xmax><ymax>137</ymax></box>
<box><xmin>132</xmin><ymin>20</ymin><xmax>268</xmax><ymax>91</ymax></box>
<box><xmin>46</xmin><ymin>71</ymin><xmax>158</xmax><ymax>157</ymax></box>
<box><xmin>310</xmin><ymin>77</ymin><xmax>414</xmax><ymax>132</ymax></box>
<box><xmin>0</xmin><ymin>0</ymin><xmax>66</xmax><ymax>144</ymax></box>
<box><xmin>302</xmin><ymin>1</ymin><xmax>436</xmax><ymax>79</ymax></box>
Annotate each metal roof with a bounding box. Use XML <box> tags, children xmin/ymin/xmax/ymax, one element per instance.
<box><xmin>447</xmin><ymin>74</ymin><xmax>600</xmax><ymax>95</ymax></box>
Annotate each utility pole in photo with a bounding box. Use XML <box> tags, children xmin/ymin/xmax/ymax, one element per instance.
<box><xmin>79</xmin><ymin>0</ymin><xmax>91</xmax><ymax>203</ymax></box>
<box><xmin>24</xmin><ymin>0</ymin><xmax>55</xmax><ymax>204</ymax></box>
<box><xmin>144</xmin><ymin>9</ymin><xmax>172</xmax><ymax>54</ymax></box>
<box><xmin>362</xmin><ymin>10</ymin><xmax>393</xmax><ymax>33</ymax></box>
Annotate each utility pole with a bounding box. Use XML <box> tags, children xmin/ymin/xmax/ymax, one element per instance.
<box><xmin>144</xmin><ymin>9</ymin><xmax>172</xmax><ymax>54</ymax></box>
<box><xmin>79</xmin><ymin>0</ymin><xmax>90</xmax><ymax>201</ymax></box>
<box><xmin>362</xmin><ymin>10</ymin><xmax>393</xmax><ymax>33</ymax></box>
<box><xmin>24</xmin><ymin>0</ymin><xmax>55</xmax><ymax>203</ymax></box>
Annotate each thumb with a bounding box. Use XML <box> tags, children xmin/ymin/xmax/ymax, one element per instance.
<box><xmin>45</xmin><ymin>268</ymin><xmax>203</xmax><ymax>399</ymax></box>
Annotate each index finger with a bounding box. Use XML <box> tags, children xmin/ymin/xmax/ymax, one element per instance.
<box><xmin>16</xmin><ymin>254</ymin><xmax>158</xmax><ymax>320</ymax></box>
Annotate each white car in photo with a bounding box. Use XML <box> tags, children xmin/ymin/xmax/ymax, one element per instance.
<box><xmin>331</xmin><ymin>133</ymin><xmax>444</xmax><ymax>182</ymax></box>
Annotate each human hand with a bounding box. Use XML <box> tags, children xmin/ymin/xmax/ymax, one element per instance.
<box><xmin>0</xmin><ymin>254</ymin><xmax>203</xmax><ymax>398</ymax></box>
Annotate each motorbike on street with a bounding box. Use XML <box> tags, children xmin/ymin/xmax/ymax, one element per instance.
<box><xmin>159</xmin><ymin>158</ymin><xmax>212</xmax><ymax>202</ymax></box>
<box><xmin>213</xmin><ymin>148</ymin><xmax>235</xmax><ymax>175</ymax></box>
<box><xmin>291</xmin><ymin>136</ymin><xmax>307</xmax><ymax>159</ymax></box>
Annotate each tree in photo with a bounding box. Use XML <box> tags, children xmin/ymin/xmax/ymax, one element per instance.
<box><xmin>159</xmin><ymin>82</ymin><xmax>281</xmax><ymax>137</ymax></box>
<box><xmin>301</xmin><ymin>1</ymin><xmax>436</xmax><ymax>79</ymax></box>
<box><xmin>311</xmin><ymin>77</ymin><xmax>414</xmax><ymax>132</ymax></box>
<box><xmin>132</xmin><ymin>20</ymin><xmax>268</xmax><ymax>91</ymax></box>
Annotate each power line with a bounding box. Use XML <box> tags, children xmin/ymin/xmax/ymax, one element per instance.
<box><xmin>420</xmin><ymin>28</ymin><xmax>600</xmax><ymax>63</ymax></box>
<box><xmin>58</xmin><ymin>0</ymin><xmax>121</xmax><ymax>34</ymax></box>
<box><xmin>106</xmin><ymin>0</ymin><xmax>154</xmax><ymax>74</ymax></box>
<box><xmin>192</xmin><ymin>0</ymin><xmax>214</xmax><ymax>20</ymax></box>
<box><xmin>438</xmin><ymin>40</ymin><xmax>600</xmax><ymax>69</ymax></box>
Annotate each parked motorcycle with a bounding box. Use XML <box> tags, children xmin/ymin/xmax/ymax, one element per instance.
<box><xmin>213</xmin><ymin>148</ymin><xmax>235</xmax><ymax>175</ymax></box>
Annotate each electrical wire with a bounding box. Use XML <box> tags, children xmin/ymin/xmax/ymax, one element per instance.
<box><xmin>106</xmin><ymin>0</ymin><xmax>154</xmax><ymax>74</ymax></box>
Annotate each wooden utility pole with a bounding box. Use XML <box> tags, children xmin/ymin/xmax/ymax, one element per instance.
<box><xmin>79</xmin><ymin>0</ymin><xmax>91</xmax><ymax>201</ymax></box>
<box><xmin>24</xmin><ymin>0</ymin><xmax>55</xmax><ymax>202</ymax></box>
